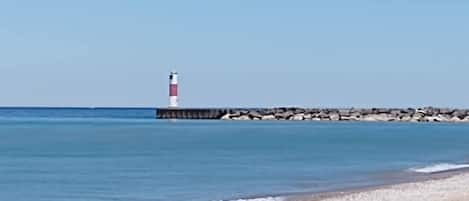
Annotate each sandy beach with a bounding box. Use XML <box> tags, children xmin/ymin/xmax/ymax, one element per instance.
<box><xmin>288</xmin><ymin>172</ymin><xmax>469</xmax><ymax>201</ymax></box>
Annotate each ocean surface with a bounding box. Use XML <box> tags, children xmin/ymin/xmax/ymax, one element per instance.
<box><xmin>1</xmin><ymin>108</ymin><xmax>469</xmax><ymax>201</ymax></box>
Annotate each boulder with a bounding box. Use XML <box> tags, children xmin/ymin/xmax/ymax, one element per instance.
<box><xmin>309</xmin><ymin>108</ymin><xmax>320</xmax><ymax>114</ymax></box>
<box><xmin>400</xmin><ymin>115</ymin><xmax>412</xmax><ymax>122</ymax></box>
<box><xmin>437</xmin><ymin>114</ymin><xmax>452</xmax><ymax>122</ymax></box>
<box><xmin>329</xmin><ymin>113</ymin><xmax>340</xmax><ymax>121</ymax></box>
<box><xmin>239</xmin><ymin>110</ymin><xmax>250</xmax><ymax>115</ymax></box>
<box><xmin>261</xmin><ymin>109</ymin><xmax>276</xmax><ymax>115</ymax></box>
<box><xmin>452</xmin><ymin>110</ymin><xmax>467</xmax><ymax>119</ymax></box>
<box><xmin>350</xmin><ymin>112</ymin><xmax>361</xmax><ymax>118</ymax></box>
<box><xmin>290</xmin><ymin>113</ymin><xmax>305</xmax><ymax>120</ymax></box>
<box><xmin>293</xmin><ymin>108</ymin><xmax>306</xmax><ymax>114</ymax></box>
<box><xmin>248</xmin><ymin>111</ymin><xmax>263</xmax><ymax>119</ymax></box>
<box><xmin>276</xmin><ymin>111</ymin><xmax>294</xmax><ymax>119</ymax></box>
<box><xmin>425</xmin><ymin>116</ymin><xmax>442</xmax><ymax>122</ymax></box>
<box><xmin>439</xmin><ymin>108</ymin><xmax>453</xmax><ymax>115</ymax></box>
<box><xmin>327</xmin><ymin>109</ymin><xmax>339</xmax><ymax>114</ymax></box>
<box><xmin>360</xmin><ymin>109</ymin><xmax>373</xmax><ymax>115</ymax></box>
<box><xmin>415</xmin><ymin>108</ymin><xmax>426</xmax><ymax>114</ymax></box>
<box><xmin>318</xmin><ymin>112</ymin><xmax>329</xmax><ymax>119</ymax></box>
<box><xmin>411</xmin><ymin>113</ymin><xmax>427</xmax><ymax>122</ymax></box>
<box><xmin>390</xmin><ymin>109</ymin><xmax>402</xmax><ymax>116</ymax></box>
<box><xmin>403</xmin><ymin>108</ymin><xmax>416</xmax><ymax>115</ymax></box>
<box><xmin>423</xmin><ymin>107</ymin><xmax>437</xmax><ymax>116</ymax></box>
<box><xmin>229</xmin><ymin>111</ymin><xmax>241</xmax><ymax>117</ymax></box>
<box><xmin>362</xmin><ymin>115</ymin><xmax>377</xmax><ymax>121</ymax></box>
<box><xmin>261</xmin><ymin>115</ymin><xmax>276</xmax><ymax>120</ymax></box>
<box><xmin>463</xmin><ymin>116</ymin><xmax>469</xmax><ymax>122</ymax></box>
<box><xmin>338</xmin><ymin>109</ymin><xmax>351</xmax><ymax>116</ymax></box>
<box><xmin>233</xmin><ymin>115</ymin><xmax>251</xmax><ymax>120</ymax></box>
<box><xmin>362</xmin><ymin>114</ymin><xmax>393</xmax><ymax>121</ymax></box>
<box><xmin>238</xmin><ymin>115</ymin><xmax>251</xmax><ymax>120</ymax></box>
<box><xmin>221</xmin><ymin>113</ymin><xmax>232</xmax><ymax>120</ymax></box>
<box><xmin>377</xmin><ymin>108</ymin><xmax>391</xmax><ymax>114</ymax></box>
<box><xmin>450</xmin><ymin>116</ymin><xmax>462</xmax><ymax>122</ymax></box>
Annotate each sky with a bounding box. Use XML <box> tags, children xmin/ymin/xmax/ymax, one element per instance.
<box><xmin>0</xmin><ymin>0</ymin><xmax>468</xmax><ymax>108</ymax></box>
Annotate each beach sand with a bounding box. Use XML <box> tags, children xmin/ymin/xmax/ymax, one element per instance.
<box><xmin>287</xmin><ymin>172</ymin><xmax>469</xmax><ymax>201</ymax></box>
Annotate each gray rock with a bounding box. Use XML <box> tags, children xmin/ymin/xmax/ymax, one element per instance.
<box><xmin>233</xmin><ymin>115</ymin><xmax>251</xmax><ymax>120</ymax></box>
<box><xmin>425</xmin><ymin>116</ymin><xmax>442</xmax><ymax>122</ymax></box>
<box><xmin>377</xmin><ymin>108</ymin><xmax>391</xmax><ymax>114</ymax></box>
<box><xmin>463</xmin><ymin>116</ymin><xmax>469</xmax><ymax>122</ymax></box>
<box><xmin>229</xmin><ymin>111</ymin><xmax>241</xmax><ymax>117</ymax></box>
<box><xmin>290</xmin><ymin>113</ymin><xmax>305</xmax><ymax>120</ymax></box>
<box><xmin>400</xmin><ymin>115</ymin><xmax>412</xmax><ymax>122</ymax></box>
<box><xmin>360</xmin><ymin>109</ymin><xmax>373</xmax><ymax>115</ymax></box>
<box><xmin>340</xmin><ymin>116</ymin><xmax>356</xmax><ymax>121</ymax></box>
<box><xmin>452</xmin><ymin>110</ymin><xmax>466</xmax><ymax>119</ymax></box>
<box><xmin>276</xmin><ymin>111</ymin><xmax>294</xmax><ymax>119</ymax></box>
<box><xmin>318</xmin><ymin>112</ymin><xmax>329</xmax><ymax>119</ymax></box>
<box><xmin>411</xmin><ymin>113</ymin><xmax>425</xmax><ymax>122</ymax></box>
<box><xmin>329</xmin><ymin>113</ymin><xmax>340</xmax><ymax>121</ymax></box>
<box><xmin>362</xmin><ymin>115</ymin><xmax>377</xmax><ymax>121</ymax></box>
<box><xmin>390</xmin><ymin>110</ymin><xmax>402</xmax><ymax>115</ymax></box>
<box><xmin>439</xmin><ymin>108</ymin><xmax>453</xmax><ymax>115</ymax></box>
<box><xmin>221</xmin><ymin>114</ymin><xmax>232</xmax><ymax>120</ymax></box>
<box><xmin>239</xmin><ymin>110</ymin><xmax>250</xmax><ymax>115</ymax></box>
<box><xmin>248</xmin><ymin>111</ymin><xmax>263</xmax><ymax>119</ymax></box>
<box><xmin>261</xmin><ymin>109</ymin><xmax>276</xmax><ymax>115</ymax></box>
<box><xmin>438</xmin><ymin>114</ymin><xmax>452</xmax><ymax>122</ymax></box>
<box><xmin>261</xmin><ymin>115</ymin><xmax>276</xmax><ymax>120</ymax></box>
<box><xmin>338</xmin><ymin>109</ymin><xmax>352</xmax><ymax>116</ymax></box>
<box><xmin>450</xmin><ymin>116</ymin><xmax>462</xmax><ymax>122</ymax></box>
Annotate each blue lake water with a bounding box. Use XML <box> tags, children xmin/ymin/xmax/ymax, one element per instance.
<box><xmin>1</xmin><ymin>108</ymin><xmax>469</xmax><ymax>201</ymax></box>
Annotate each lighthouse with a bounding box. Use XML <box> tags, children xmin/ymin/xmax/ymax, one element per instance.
<box><xmin>169</xmin><ymin>71</ymin><xmax>179</xmax><ymax>108</ymax></box>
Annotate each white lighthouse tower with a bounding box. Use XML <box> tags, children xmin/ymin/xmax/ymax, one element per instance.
<box><xmin>169</xmin><ymin>71</ymin><xmax>179</xmax><ymax>108</ymax></box>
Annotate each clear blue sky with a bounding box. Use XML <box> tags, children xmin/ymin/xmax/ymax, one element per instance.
<box><xmin>1</xmin><ymin>0</ymin><xmax>468</xmax><ymax>108</ymax></box>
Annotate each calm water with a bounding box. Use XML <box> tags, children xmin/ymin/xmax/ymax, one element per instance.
<box><xmin>1</xmin><ymin>108</ymin><xmax>469</xmax><ymax>201</ymax></box>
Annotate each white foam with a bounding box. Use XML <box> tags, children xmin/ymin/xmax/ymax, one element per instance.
<box><xmin>410</xmin><ymin>163</ymin><xmax>469</xmax><ymax>174</ymax></box>
<box><xmin>227</xmin><ymin>197</ymin><xmax>284</xmax><ymax>201</ymax></box>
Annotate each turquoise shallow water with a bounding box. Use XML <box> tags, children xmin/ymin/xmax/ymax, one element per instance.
<box><xmin>1</xmin><ymin>108</ymin><xmax>469</xmax><ymax>201</ymax></box>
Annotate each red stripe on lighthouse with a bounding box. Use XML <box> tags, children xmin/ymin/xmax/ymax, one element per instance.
<box><xmin>170</xmin><ymin>84</ymin><xmax>178</xmax><ymax>96</ymax></box>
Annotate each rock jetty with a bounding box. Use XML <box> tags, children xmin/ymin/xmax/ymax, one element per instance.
<box><xmin>220</xmin><ymin>107</ymin><xmax>469</xmax><ymax>122</ymax></box>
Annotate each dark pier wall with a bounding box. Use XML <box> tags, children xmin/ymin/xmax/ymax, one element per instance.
<box><xmin>156</xmin><ymin>108</ymin><xmax>231</xmax><ymax>119</ymax></box>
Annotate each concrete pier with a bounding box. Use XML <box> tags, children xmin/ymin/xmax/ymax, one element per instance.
<box><xmin>156</xmin><ymin>108</ymin><xmax>233</xmax><ymax>119</ymax></box>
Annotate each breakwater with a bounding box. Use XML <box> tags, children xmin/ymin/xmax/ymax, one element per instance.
<box><xmin>156</xmin><ymin>107</ymin><xmax>469</xmax><ymax>122</ymax></box>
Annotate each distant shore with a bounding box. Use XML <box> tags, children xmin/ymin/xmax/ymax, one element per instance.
<box><xmin>287</xmin><ymin>169</ymin><xmax>469</xmax><ymax>201</ymax></box>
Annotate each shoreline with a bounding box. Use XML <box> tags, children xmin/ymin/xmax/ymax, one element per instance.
<box><xmin>227</xmin><ymin>167</ymin><xmax>469</xmax><ymax>201</ymax></box>
<box><xmin>285</xmin><ymin>168</ymin><xmax>469</xmax><ymax>201</ymax></box>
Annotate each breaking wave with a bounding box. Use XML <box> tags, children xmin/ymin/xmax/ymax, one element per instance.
<box><xmin>409</xmin><ymin>163</ymin><xmax>469</xmax><ymax>174</ymax></box>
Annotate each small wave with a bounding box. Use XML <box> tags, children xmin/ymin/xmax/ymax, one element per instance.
<box><xmin>226</xmin><ymin>197</ymin><xmax>284</xmax><ymax>201</ymax></box>
<box><xmin>409</xmin><ymin>163</ymin><xmax>469</xmax><ymax>174</ymax></box>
